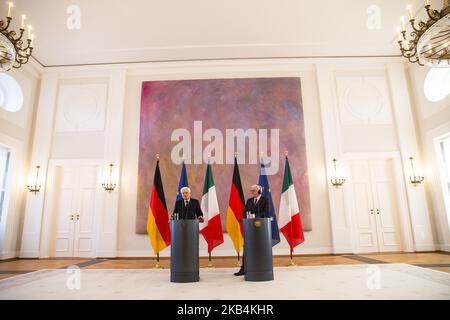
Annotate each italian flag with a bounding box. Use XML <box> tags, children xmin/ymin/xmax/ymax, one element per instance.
<box><xmin>279</xmin><ymin>155</ymin><xmax>305</xmax><ymax>252</ymax></box>
<box><xmin>200</xmin><ymin>162</ymin><xmax>224</xmax><ymax>253</ymax></box>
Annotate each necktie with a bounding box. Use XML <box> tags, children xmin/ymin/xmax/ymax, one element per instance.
<box><xmin>254</xmin><ymin>198</ymin><xmax>257</xmax><ymax>206</ymax></box>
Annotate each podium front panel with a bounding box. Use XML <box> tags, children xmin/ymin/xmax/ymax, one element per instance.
<box><xmin>170</xmin><ymin>219</ymin><xmax>199</xmax><ymax>283</ymax></box>
<box><xmin>243</xmin><ymin>218</ymin><xmax>274</xmax><ymax>281</ymax></box>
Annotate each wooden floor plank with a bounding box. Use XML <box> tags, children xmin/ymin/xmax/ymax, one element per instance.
<box><xmin>0</xmin><ymin>259</ymin><xmax>88</xmax><ymax>271</ymax></box>
<box><xmin>359</xmin><ymin>253</ymin><xmax>450</xmax><ymax>264</ymax></box>
<box><xmin>1</xmin><ymin>253</ymin><xmax>449</xmax><ymax>273</ymax></box>
<box><xmin>0</xmin><ymin>274</ymin><xmax>17</xmax><ymax>280</ymax></box>
<box><xmin>428</xmin><ymin>267</ymin><xmax>450</xmax><ymax>273</ymax></box>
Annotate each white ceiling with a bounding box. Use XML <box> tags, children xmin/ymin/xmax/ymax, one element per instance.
<box><xmin>1</xmin><ymin>0</ymin><xmax>436</xmax><ymax>67</ymax></box>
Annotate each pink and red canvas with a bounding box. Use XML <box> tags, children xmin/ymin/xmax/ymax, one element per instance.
<box><xmin>136</xmin><ymin>78</ymin><xmax>311</xmax><ymax>234</ymax></box>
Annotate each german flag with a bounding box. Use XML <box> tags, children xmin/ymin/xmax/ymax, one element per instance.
<box><xmin>225</xmin><ymin>157</ymin><xmax>246</xmax><ymax>254</ymax></box>
<box><xmin>147</xmin><ymin>159</ymin><xmax>171</xmax><ymax>254</ymax></box>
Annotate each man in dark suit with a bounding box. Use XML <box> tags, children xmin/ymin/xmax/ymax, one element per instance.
<box><xmin>243</xmin><ymin>185</ymin><xmax>269</xmax><ymax>219</ymax></box>
<box><xmin>234</xmin><ymin>184</ymin><xmax>269</xmax><ymax>276</ymax></box>
<box><xmin>172</xmin><ymin>187</ymin><xmax>204</xmax><ymax>222</ymax></box>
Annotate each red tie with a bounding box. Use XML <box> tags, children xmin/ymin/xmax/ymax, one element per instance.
<box><xmin>254</xmin><ymin>198</ymin><xmax>257</xmax><ymax>205</ymax></box>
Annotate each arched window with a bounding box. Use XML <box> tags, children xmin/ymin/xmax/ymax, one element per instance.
<box><xmin>0</xmin><ymin>73</ymin><xmax>24</xmax><ymax>112</ymax></box>
<box><xmin>424</xmin><ymin>68</ymin><xmax>450</xmax><ymax>103</ymax></box>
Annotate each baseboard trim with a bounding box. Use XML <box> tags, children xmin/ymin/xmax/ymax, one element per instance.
<box><xmin>0</xmin><ymin>251</ymin><xmax>18</xmax><ymax>260</ymax></box>
<box><xmin>19</xmin><ymin>251</ymin><xmax>39</xmax><ymax>258</ymax></box>
<box><xmin>414</xmin><ymin>244</ymin><xmax>438</xmax><ymax>252</ymax></box>
<box><xmin>96</xmin><ymin>251</ymin><xmax>118</xmax><ymax>258</ymax></box>
<box><xmin>331</xmin><ymin>247</ymin><xmax>354</xmax><ymax>254</ymax></box>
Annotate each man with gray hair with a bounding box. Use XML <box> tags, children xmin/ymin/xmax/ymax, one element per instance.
<box><xmin>172</xmin><ymin>186</ymin><xmax>204</xmax><ymax>222</ymax></box>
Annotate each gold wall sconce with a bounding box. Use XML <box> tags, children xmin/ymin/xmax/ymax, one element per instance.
<box><xmin>102</xmin><ymin>163</ymin><xmax>117</xmax><ymax>193</ymax></box>
<box><xmin>26</xmin><ymin>165</ymin><xmax>41</xmax><ymax>194</ymax></box>
<box><xmin>409</xmin><ymin>156</ymin><xmax>424</xmax><ymax>186</ymax></box>
<box><xmin>330</xmin><ymin>158</ymin><xmax>346</xmax><ymax>188</ymax></box>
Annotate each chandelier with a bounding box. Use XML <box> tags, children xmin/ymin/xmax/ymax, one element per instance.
<box><xmin>0</xmin><ymin>2</ymin><xmax>34</xmax><ymax>72</ymax></box>
<box><xmin>397</xmin><ymin>0</ymin><xmax>450</xmax><ymax>67</ymax></box>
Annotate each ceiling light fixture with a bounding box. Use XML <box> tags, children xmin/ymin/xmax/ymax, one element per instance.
<box><xmin>0</xmin><ymin>2</ymin><xmax>34</xmax><ymax>71</ymax></box>
<box><xmin>397</xmin><ymin>0</ymin><xmax>450</xmax><ymax>67</ymax></box>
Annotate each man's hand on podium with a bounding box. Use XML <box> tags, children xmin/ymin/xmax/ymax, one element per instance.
<box><xmin>198</xmin><ymin>216</ymin><xmax>204</xmax><ymax>223</ymax></box>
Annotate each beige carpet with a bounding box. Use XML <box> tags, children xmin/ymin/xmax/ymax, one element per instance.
<box><xmin>0</xmin><ymin>263</ymin><xmax>449</xmax><ymax>300</ymax></box>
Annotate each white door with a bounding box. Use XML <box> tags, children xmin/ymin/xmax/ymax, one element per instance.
<box><xmin>369</xmin><ymin>159</ymin><xmax>403</xmax><ymax>252</ymax></box>
<box><xmin>349</xmin><ymin>160</ymin><xmax>379</xmax><ymax>253</ymax></box>
<box><xmin>73</xmin><ymin>165</ymin><xmax>100</xmax><ymax>257</ymax></box>
<box><xmin>53</xmin><ymin>164</ymin><xmax>100</xmax><ymax>258</ymax></box>
<box><xmin>54</xmin><ymin>166</ymin><xmax>78</xmax><ymax>257</ymax></box>
<box><xmin>349</xmin><ymin>158</ymin><xmax>403</xmax><ymax>253</ymax></box>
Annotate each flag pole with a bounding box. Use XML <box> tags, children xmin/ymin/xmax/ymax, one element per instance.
<box><xmin>154</xmin><ymin>253</ymin><xmax>162</xmax><ymax>269</ymax></box>
<box><xmin>289</xmin><ymin>249</ymin><xmax>296</xmax><ymax>266</ymax></box>
<box><xmin>235</xmin><ymin>154</ymin><xmax>241</xmax><ymax>269</ymax></box>
<box><xmin>286</xmin><ymin>150</ymin><xmax>295</xmax><ymax>267</ymax></box>
<box><xmin>154</xmin><ymin>154</ymin><xmax>162</xmax><ymax>269</ymax></box>
<box><xmin>207</xmin><ymin>252</ymin><xmax>214</xmax><ymax>268</ymax></box>
<box><xmin>206</xmin><ymin>154</ymin><xmax>214</xmax><ymax>268</ymax></box>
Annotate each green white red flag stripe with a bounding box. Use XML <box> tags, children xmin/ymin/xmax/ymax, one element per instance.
<box><xmin>278</xmin><ymin>156</ymin><xmax>305</xmax><ymax>252</ymax></box>
<box><xmin>200</xmin><ymin>161</ymin><xmax>224</xmax><ymax>253</ymax></box>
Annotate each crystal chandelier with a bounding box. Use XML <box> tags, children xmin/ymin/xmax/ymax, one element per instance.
<box><xmin>0</xmin><ymin>2</ymin><xmax>34</xmax><ymax>72</ymax></box>
<box><xmin>397</xmin><ymin>0</ymin><xmax>450</xmax><ymax>67</ymax></box>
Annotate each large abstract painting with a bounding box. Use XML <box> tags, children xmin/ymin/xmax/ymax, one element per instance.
<box><xmin>136</xmin><ymin>78</ymin><xmax>311</xmax><ymax>234</ymax></box>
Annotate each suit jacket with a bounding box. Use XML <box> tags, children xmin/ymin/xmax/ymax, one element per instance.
<box><xmin>243</xmin><ymin>195</ymin><xmax>269</xmax><ymax>218</ymax></box>
<box><xmin>173</xmin><ymin>198</ymin><xmax>203</xmax><ymax>220</ymax></box>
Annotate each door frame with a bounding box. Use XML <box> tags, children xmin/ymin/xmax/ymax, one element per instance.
<box><xmin>427</xmin><ymin>121</ymin><xmax>450</xmax><ymax>252</ymax></box>
<box><xmin>0</xmin><ymin>141</ymin><xmax>15</xmax><ymax>258</ymax></box>
<box><xmin>39</xmin><ymin>158</ymin><xmax>104</xmax><ymax>258</ymax></box>
<box><xmin>0</xmin><ymin>132</ymin><xmax>25</xmax><ymax>260</ymax></box>
<box><xmin>343</xmin><ymin>152</ymin><xmax>415</xmax><ymax>253</ymax></box>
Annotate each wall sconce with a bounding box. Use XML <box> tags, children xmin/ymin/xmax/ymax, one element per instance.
<box><xmin>330</xmin><ymin>158</ymin><xmax>346</xmax><ymax>188</ymax></box>
<box><xmin>409</xmin><ymin>157</ymin><xmax>424</xmax><ymax>186</ymax></box>
<box><xmin>102</xmin><ymin>163</ymin><xmax>117</xmax><ymax>193</ymax></box>
<box><xmin>26</xmin><ymin>165</ymin><xmax>41</xmax><ymax>194</ymax></box>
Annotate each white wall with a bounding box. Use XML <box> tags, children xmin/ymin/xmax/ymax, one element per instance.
<box><xmin>0</xmin><ymin>61</ymin><xmax>41</xmax><ymax>259</ymax></box>
<box><xmin>407</xmin><ymin>64</ymin><xmax>450</xmax><ymax>252</ymax></box>
<box><xmin>316</xmin><ymin>60</ymin><xmax>435</xmax><ymax>253</ymax></box>
<box><xmin>14</xmin><ymin>57</ymin><xmax>443</xmax><ymax>259</ymax></box>
<box><xmin>118</xmin><ymin>62</ymin><xmax>332</xmax><ymax>257</ymax></box>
